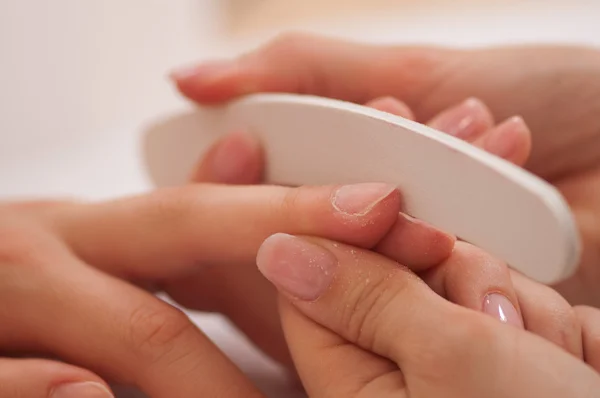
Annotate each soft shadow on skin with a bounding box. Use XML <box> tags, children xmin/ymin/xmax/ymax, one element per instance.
<box><xmin>141</xmin><ymin>108</ymin><xmax>223</xmax><ymax>188</ymax></box>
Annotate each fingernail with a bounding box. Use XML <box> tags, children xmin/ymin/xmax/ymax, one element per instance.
<box><xmin>483</xmin><ymin>293</ymin><xmax>524</xmax><ymax>328</ymax></box>
<box><xmin>211</xmin><ymin>132</ymin><xmax>261</xmax><ymax>183</ymax></box>
<box><xmin>170</xmin><ymin>59</ymin><xmax>237</xmax><ymax>81</ymax></box>
<box><xmin>257</xmin><ymin>233</ymin><xmax>337</xmax><ymax>301</ymax></box>
<box><xmin>52</xmin><ymin>382</ymin><xmax>114</xmax><ymax>398</ymax></box>
<box><xmin>332</xmin><ymin>183</ymin><xmax>397</xmax><ymax>216</ymax></box>
<box><xmin>430</xmin><ymin>97</ymin><xmax>489</xmax><ymax>140</ymax></box>
<box><xmin>484</xmin><ymin>116</ymin><xmax>527</xmax><ymax>158</ymax></box>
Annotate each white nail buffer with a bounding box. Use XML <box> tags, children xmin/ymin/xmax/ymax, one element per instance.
<box><xmin>143</xmin><ymin>93</ymin><xmax>581</xmax><ymax>284</ymax></box>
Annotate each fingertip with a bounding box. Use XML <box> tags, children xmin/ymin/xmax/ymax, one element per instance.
<box><xmin>170</xmin><ymin>59</ymin><xmax>258</xmax><ymax>104</ymax></box>
<box><xmin>190</xmin><ymin>131</ymin><xmax>264</xmax><ymax>184</ymax></box>
<box><xmin>328</xmin><ymin>183</ymin><xmax>403</xmax><ymax>247</ymax></box>
<box><xmin>480</xmin><ymin>116</ymin><xmax>532</xmax><ymax>166</ymax></box>
<box><xmin>375</xmin><ymin>213</ymin><xmax>456</xmax><ymax>272</ymax></box>
<box><xmin>366</xmin><ymin>96</ymin><xmax>415</xmax><ymax>120</ymax></box>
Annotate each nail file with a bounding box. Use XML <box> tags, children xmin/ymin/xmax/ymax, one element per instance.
<box><xmin>143</xmin><ymin>93</ymin><xmax>581</xmax><ymax>284</ymax></box>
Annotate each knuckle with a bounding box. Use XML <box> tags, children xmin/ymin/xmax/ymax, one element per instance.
<box><xmin>273</xmin><ymin>187</ymin><xmax>304</xmax><ymax>226</ymax></box>
<box><xmin>0</xmin><ymin>222</ymin><xmax>53</xmax><ymax>267</ymax></box>
<box><xmin>128</xmin><ymin>302</ymin><xmax>194</xmax><ymax>362</ymax></box>
<box><xmin>340</xmin><ymin>268</ymin><xmax>412</xmax><ymax>351</ymax></box>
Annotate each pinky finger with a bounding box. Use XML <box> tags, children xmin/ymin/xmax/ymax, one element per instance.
<box><xmin>473</xmin><ymin>116</ymin><xmax>532</xmax><ymax>167</ymax></box>
<box><xmin>0</xmin><ymin>358</ymin><xmax>113</xmax><ymax>398</ymax></box>
<box><xmin>574</xmin><ymin>305</ymin><xmax>600</xmax><ymax>373</ymax></box>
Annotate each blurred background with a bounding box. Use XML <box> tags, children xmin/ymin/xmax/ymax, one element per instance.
<box><xmin>1</xmin><ymin>0</ymin><xmax>599</xmax><ymax>396</ymax></box>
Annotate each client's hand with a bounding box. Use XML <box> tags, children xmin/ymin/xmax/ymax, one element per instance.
<box><xmin>257</xmin><ymin>233</ymin><xmax>600</xmax><ymax>397</ymax></box>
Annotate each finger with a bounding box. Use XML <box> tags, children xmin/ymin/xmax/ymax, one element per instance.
<box><xmin>256</xmin><ymin>234</ymin><xmax>600</xmax><ymax>396</ymax></box>
<box><xmin>508</xmin><ymin>270</ymin><xmax>583</xmax><ymax>358</ymax></box>
<box><xmin>365</xmin><ymin>96</ymin><xmax>415</xmax><ymax>120</ymax></box>
<box><xmin>170</xmin><ymin>32</ymin><xmax>458</xmax><ymax>108</ymax></box>
<box><xmin>427</xmin><ymin>97</ymin><xmax>494</xmax><ymax>141</ymax></box>
<box><xmin>473</xmin><ymin>116</ymin><xmax>532</xmax><ymax>166</ymax></box>
<box><xmin>0</xmin><ymin>358</ymin><xmax>112</xmax><ymax>398</ymax></box>
<box><xmin>256</xmin><ymin>232</ymin><xmax>458</xmax><ymax>366</ymax></box>
<box><xmin>418</xmin><ymin>241</ymin><xmax>525</xmax><ymax>329</ymax></box>
<box><xmin>1</xmin><ymin>252</ymin><xmax>265</xmax><ymax>398</ymax></box>
<box><xmin>278</xmin><ymin>299</ymin><xmax>402</xmax><ymax>398</ymax></box>
<box><xmin>51</xmin><ymin>183</ymin><xmax>402</xmax><ymax>279</ymax></box>
<box><xmin>574</xmin><ymin>305</ymin><xmax>600</xmax><ymax>372</ymax></box>
<box><xmin>189</xmin><ymin>131</ymin><xmax>264</xmax><ymax>184</ymax></box>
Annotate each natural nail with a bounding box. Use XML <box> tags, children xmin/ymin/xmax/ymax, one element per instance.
<box><xmin>484</xmin><ymin>116</ymin><xmax>527</xmax><ymax>158</ymax></box>
<box><xmin>332</xmin><ymin>183</ymin><xmax>396</xmax><ymax>216</ymax></box>
<box><xmin>211</xmin><ymin>132</ymin><xmax>261</xmax><ymax>183</ymax></box>
<box><xmin>51</xmin><ymin>382</ymin><xmax>114</xmax><ymax>398</ymax></box>
<box><xmin>430</xmin><ymin>97</ymin><xmax>490</xmax><ymax>140</ymax></box>
<box><xmin>170</xmin><ymin>59</ymin><xmax>237</xmax><ymax>81</ymax></box>
<box><xmin>256</xmin><ymin>233</ymin><xmax>337</xmax><ymax>301</ymax></box>
<box><xmin>483</xmin><ymin>293</ymin><xmax>524</xmax><ymax>328</ymax></box>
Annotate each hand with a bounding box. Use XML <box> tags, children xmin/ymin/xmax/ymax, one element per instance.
<box><xmin>256</xmin><ymin>233</ymin><xmax>600</xmax><ymax>397</ymax></box>
<box><xmin>0</xmin><ymin>182</ymin><xmax>422</xmax><ymax>397</ymax></box>
<box><xmin>171</xmin><ymin>33</ymin><xmax>600</xmax><ymax>306</ymax></box>
<box><xmin>175</xmin><ymin>96</ymin><xmax>532</xmax><ymax>368</ymax></box>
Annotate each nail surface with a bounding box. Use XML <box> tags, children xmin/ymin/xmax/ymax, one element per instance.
<box><xmin>429</xmin><ymin>98</ymin><xmax>491</xmax><ymax>140</ymax></box>
<box><xmin>211</xmin><ymin>132</ymin><xmax>261</xmax><ymax>183</ymax></box>
<box><xmin>257</xmin><ymin>233</ymin><xmax>337</xmax><ymax>301</ymax></box>
<box><xmin>332</xmin><ymin>183</ymin><xmax>396</xmax><ymax>216</ymax></box>
<box><xmin>170</xmin><ymin>59</ymin><xmax>237</xmax><ymax>81</ymax></box>
<box><xmin>483</xmin><ymin>293</ymin><xmax>524</xmax><ymax>328</ymax></box>
<box><xmin>52</xmin><ymin>382</ymin><xmax>114</xmax><ymax>398</ymax></box>
<box><xmin>484</xmin><ymin>116</ymin><xmax>527</xmax><ymax>158</ymax></box>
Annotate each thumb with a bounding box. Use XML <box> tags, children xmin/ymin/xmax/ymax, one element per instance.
<box><xmin>0</xmin><ymin>358</ymin><xmax>113</xmax><ymax>398</ymax></box>
<box><xmin>170</xmin><ymin>33</ymin><xmax>460</xmax><ymax>113</ymax></box>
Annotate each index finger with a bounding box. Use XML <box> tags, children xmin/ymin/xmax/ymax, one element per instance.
<box><xmin>171</xmin><ymin>33</ymin><xmax>457</xmax><ymax>111</ymax></box>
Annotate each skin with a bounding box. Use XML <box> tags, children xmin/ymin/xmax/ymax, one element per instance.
<box><xmin>258</xmin><ymin>233</ymin><xmax>600</xmax><ymax>398</ymax></box>
<box><xmin>172</xmin><ymin>32</ymin><xmax>600</xmax><ymax>307</ymax></box>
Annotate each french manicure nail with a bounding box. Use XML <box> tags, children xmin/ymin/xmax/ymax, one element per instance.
<box><xmin>332</xmin><ymin>183</ymin><xmax>396</xmax><ymax>216</ymax></box>
<box><xmin>256</xmin><ymin>233</ymin><xmax>337</xmax><ymax>301</ymax></box>
<box><xmin>430</xmin><ymin>97</ymin><xmax>489</xmax><ymax>140</ymax></box>
<box><xmin>51</xmin><ymin>382</ymin><xmax>114</xmax><ymax>398</ymax></box>
<box><xmin>170</xmin><ymin>59</ymin><xmax>237</xmax><ymax>81</ymax></box>
<box><xmin>484</xmin><ymin>116</ymin><xmax>527</xmax><ymax>158</ymax></box>
<box><xmin>483</xmin><ymin>293</ymin><xmax>524</xmax><ymax>328</ymax></box>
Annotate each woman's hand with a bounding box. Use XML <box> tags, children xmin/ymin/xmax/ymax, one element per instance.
<box><xmin>0</xmin><ymin>182</ymin><xmax>429</xmax><ymax>397</ymax></box>
<box><xmin>171</xmin><ymin>32</ymin><xmax>600</xmax><ymax>306</ymax></box>
<box><xmin>256</xmin><ymin>233</ymin><xmax>600</xmax><ymax>397</ymax></box>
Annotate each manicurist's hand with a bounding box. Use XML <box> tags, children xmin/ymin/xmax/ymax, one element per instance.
<box><xmin>256</xmin><ymin>232</ymin><xmax>600</xmax><ymax>397</ymax></box>
<box><xmin>172</xmin><ymin>32</ymin><xmax>600</xmax><ymax>306</ymax></box>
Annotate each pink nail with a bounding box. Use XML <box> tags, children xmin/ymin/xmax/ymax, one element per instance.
<box><xmin>170</xmin><ymin>59</ymin><xmax>237</xmax><ymax>81</ymax></box>
<box><xmin>430</xmin><ymin>98</ymin><xmax>490</xmax><ymax>140</ymax></box>
<box><xmin>484</xmin><ymin>116</ymin><xmax>527</xmax><ymax>158</ymax></box>
<box><xmin>256</xmin><ymin>233</ymin><xmax>337</xmax><ymax>301</ymax></box>
<box><xmin>483</xmin><ymin>293</ymin><xmax>524</xmax><ymax>328</ymax></box>
<box><xmin>211</xmin><ymin>132</ymin><xmax>260</xmax><ymax>183</ymax></box>
<box><xmin>332</xmin><ymin>183</ymin><xmax>396</xmax><ymax>216</ymax></box>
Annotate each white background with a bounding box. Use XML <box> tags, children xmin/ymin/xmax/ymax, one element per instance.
<box><xmin>1</xmin><ymin>1</ymin><xmax>600</xmax><ymax>396</ymax></box>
